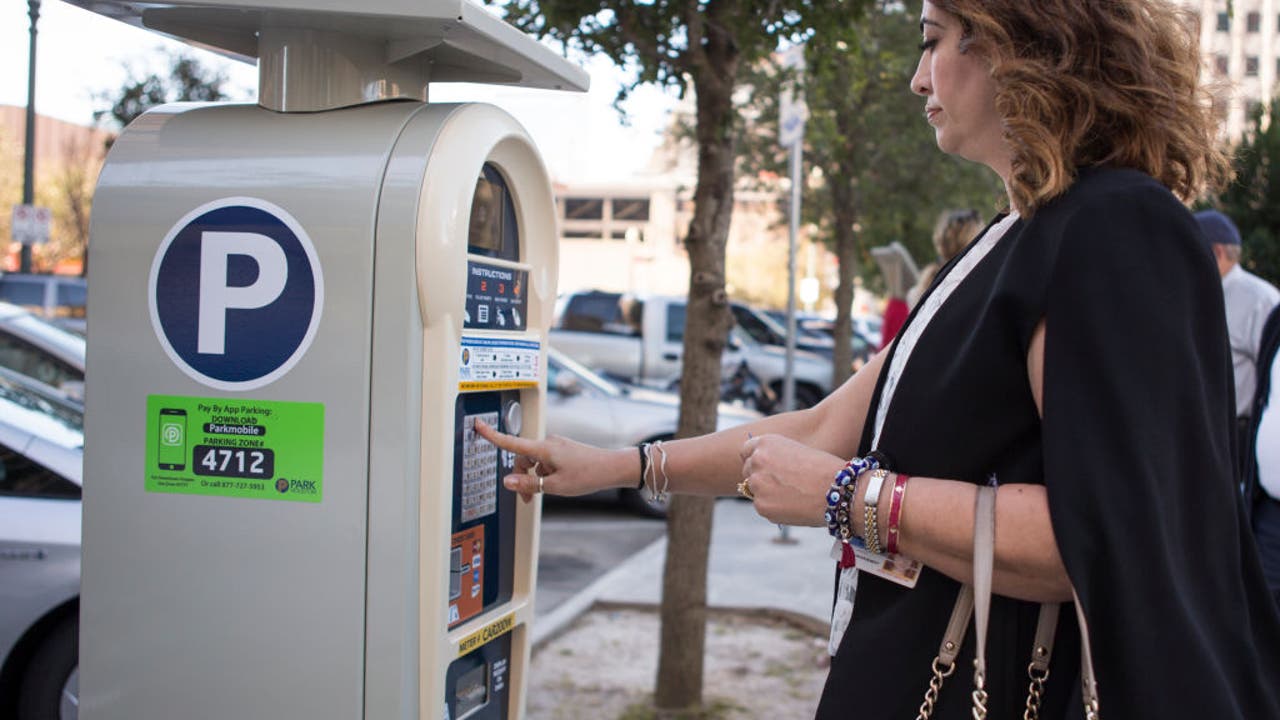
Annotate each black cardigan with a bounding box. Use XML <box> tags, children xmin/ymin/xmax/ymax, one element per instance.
<box><xmin>816</xmin><ymin>167</ymin><xmax>1280</xmax><ymax>719</ymax></box>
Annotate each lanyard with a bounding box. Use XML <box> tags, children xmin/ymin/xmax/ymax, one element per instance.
<box><xmin>870</xmin><ymin>213</ymin><xmax>1021</xmax><ymax>450</ymax></box>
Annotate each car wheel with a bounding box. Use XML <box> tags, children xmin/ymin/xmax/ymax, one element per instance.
<box><xmin>621</xmin><ymin>487</ymin><xmax>670</xmax><ymax>518</ymax></box>
<box><xmin>18</xmin><ymin>616</ymin><xmax>78</xmax><ymax>720</ymax></box>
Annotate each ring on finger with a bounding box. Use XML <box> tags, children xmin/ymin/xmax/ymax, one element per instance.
<box><xmin>532</xmin><ymin>461</ymin><xmax>545</xmax><ymax>494</ymax></box>
<box><xmin>736</xmin><ymin>478</ymin><xmax>755</xmax><ymax>500</ymax></box>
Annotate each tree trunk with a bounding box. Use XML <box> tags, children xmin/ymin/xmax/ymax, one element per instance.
<box><xmin>823</xmin><ymin>45</ymin><xmax>863</xmax><ymax>390</ymax></box>
<box><xmin>653</xmin><ymin>1</ymin><xmax>739</xmax><ymax>711</ymax></box>
<box><xmin>829</xmin><ymin>178</ymin><xmax>858</xmax><ymax>388</ymax></box>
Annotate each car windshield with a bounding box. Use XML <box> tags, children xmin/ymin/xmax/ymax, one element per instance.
<box><xmin>759</xmin><ymin>308</ymin><xmax>832</xmax><ymax>342</ymax></box>
<box><xmin>0</xmin><ymin>370</ymin><xmax>83</xmax><ymax>447</ymax></box>
<box><xmin>548</xmin><ymin>348</ymin><xmax>622</xmax><ymax>397</ymax></box>
<box><xmin>6</xmin><ymin>308</ymin><xmax>86</xmax><ymax>364</ymax></box>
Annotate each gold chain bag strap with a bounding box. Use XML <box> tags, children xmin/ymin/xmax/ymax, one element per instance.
<box><xmin>916</xmin><ymin>485</ymin><xmax>1101</xmax><ymax>720</ymax></box>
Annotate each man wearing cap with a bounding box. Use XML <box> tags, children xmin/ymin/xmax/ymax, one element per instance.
<box><xmin>1195</xmin><ymin>209</ymin><xmax>1280</xmax><ymax>478</ymax></box>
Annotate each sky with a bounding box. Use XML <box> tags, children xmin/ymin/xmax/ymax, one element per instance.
<box><xmin>0</xmin><ymin>0</ymin><xmax>681</xmax><ymax>183</ymax></box>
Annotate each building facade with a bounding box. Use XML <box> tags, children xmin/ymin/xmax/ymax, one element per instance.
<box><xmin>553</xmin><ymin>96</ymin><xmax>841</xmax><ymax>309</ymax></box>
<box><xmin>553</xmin><ymin>175</ymin><xmax>838</xmax><ymax>310</ymax></box>
<box><xmin>0</xmin><ymin>105</ymin><xmax>112</xmax><ymax>169</ymax></box>
<box><xmin>1186</xmin><ymin>0</ymin><xmax>1280</xmax><ymax>138</ymax></box>
<box><xmin>553</xmin><ymin>178</ymin><xmax>690</xmax><ymax>297</ymax></box>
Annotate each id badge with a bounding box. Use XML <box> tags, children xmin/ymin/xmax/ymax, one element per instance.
<box><xmin>853</xmin><ymin>545</ymin><xmax>924</xmax><ymax>589</ymax></box>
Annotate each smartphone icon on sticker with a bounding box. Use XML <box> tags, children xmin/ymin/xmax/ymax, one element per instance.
<box><xmin>158</xmin><ymin>408</ymin><xmax>187</xmax><ymax>471</ymax></box>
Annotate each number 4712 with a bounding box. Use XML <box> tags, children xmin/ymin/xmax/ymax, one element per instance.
<box><xmin>200</xmin><ymin>448</ymin><xmax>266</xmax><ymax>475</ymax></box>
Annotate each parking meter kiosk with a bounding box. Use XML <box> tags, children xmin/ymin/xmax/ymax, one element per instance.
<box><xmin>76</xmin><ymin>3</ymin><xmax>587</xmax><ymax>718</ymax></box>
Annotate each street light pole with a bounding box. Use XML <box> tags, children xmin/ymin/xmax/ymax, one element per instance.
<box><xmin>20</xmin><ymin>0</ymin><xmax>41</xmax><ymax>274</ymax></box>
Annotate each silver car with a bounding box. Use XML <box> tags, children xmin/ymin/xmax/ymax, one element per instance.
<box><xmin>0</xmin><ymin>302</ymin><xmax>86</xmax><ymax>403</ymax></box>
<box><xmin>0</xmin><ymin>374</ymin><xmax>83</xmax><ymax>720</ymax></box>
<box><xmin>546</xmin><ymin>347</ymin><xmax>760</xmax><ymax>516</ymax></box>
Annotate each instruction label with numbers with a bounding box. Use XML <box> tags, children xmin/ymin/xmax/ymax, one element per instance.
<box><xmin>458</xmin><ymin>336</ymin><xmax>540</xmax><ymax>392</ymax></box>
<box><xmin>145</xmin><ymin>394</ymin><xmax>325</xmax><ymax>502</ymax></box>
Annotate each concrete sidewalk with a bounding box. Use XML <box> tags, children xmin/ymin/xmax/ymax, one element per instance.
<box><xmin>533</xmin><ymin>498</ymin><xmax>837</xmax><ymax>646</ymax></box>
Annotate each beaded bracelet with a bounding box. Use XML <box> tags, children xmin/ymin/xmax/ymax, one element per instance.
<box><xmin>825</xmin><ymin>454</ymin><xmax>881</xmax><ymax>540</ymax></box>
<box><xmin>826</xmin><ymin>482</ymin><xmax>857</xmax><ymax>542</ymax></box>
<box><xmin>885</xmin><ymin>474</ymin><xmax>910</xmax><ymax>554</ymax></box>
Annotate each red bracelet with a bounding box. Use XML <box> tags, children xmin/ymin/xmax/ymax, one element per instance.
<box><xmin>885</xmin><ymin>474</ymin><xmax>910</xmax><ymax>555</ymax></box>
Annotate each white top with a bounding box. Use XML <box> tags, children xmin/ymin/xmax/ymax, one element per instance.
<box><xmin>872</xmin><ymin>213</ymin><xmax>1021</xmax><ymax>448</ymax></box>
<box><xmin>1257</xmin><ymin>350</ymin><xmax>1280</xmax><ymax>501</ymax></box>
<box><xmin>1222</xmin><ymin>264</ymin><xmax>1280</xmax><ymax>416</ymax></box>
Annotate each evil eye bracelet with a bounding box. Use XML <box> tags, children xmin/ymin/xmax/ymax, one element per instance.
<box><xmin>825</xmin><ymin>454</ymin><xmax>880</xmax><ymax>540</ymax></box>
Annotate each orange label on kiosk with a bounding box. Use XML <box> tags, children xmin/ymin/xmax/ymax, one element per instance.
<box><xmin>448</xmin><ymin>525</ymin><xmax>486</xmax><ymax>627</ymax></box>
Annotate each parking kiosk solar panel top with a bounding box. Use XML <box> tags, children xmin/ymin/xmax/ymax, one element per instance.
<box><xmin>63</xmin><ymin>0</ymin><xmax>590</xmax><ymax>97</ymax></box>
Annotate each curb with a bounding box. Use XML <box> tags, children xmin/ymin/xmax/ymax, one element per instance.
<box><xmin>531</xmin><ymin>532</ymin><xmax>668</xmax><ymax>649</ymax></box>
<box><xmin>531</xmin><ymin>527</ymin><xmax>833</xmax><ymax>650</ymax></box>
<box><xmin>590</xmin><ymin>600</ymin><xmax>831</xmax><ymax>639</ymax></box>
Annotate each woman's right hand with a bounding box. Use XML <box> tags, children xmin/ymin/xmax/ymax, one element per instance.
<box><xmin>473</xmin><ymin>419</ymin><xmax>630</xmax><ymax>504</ymax></box>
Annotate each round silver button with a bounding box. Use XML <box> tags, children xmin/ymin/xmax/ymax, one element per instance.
<box><xmin>503</xmin><ymin>400</ymin><xmax>523</xmax><ymax>436</ymax></box>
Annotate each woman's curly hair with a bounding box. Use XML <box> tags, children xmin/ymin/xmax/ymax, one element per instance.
<box><xmin>933</xmin><ymin>0</ymin><xmax>1232</xmax><ymax>215</ymax></box>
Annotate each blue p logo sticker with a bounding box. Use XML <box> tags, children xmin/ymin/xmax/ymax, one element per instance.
<box><xmin>150</xmin><ymin>198</ymin><xmax>324</xmax><ymax>391</ymax></box>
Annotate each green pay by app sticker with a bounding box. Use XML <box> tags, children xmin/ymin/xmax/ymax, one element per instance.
<box><xmin>145</xmin><ymin>395</ymin><xmax>325</xmax><ymax>502</ymax></box>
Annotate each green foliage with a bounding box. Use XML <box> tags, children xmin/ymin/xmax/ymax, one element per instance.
<box><xmin>93</xmin><ymin>51</ymin><xmax>230</xmax><ymax>132</ymax></box>
<box><xmin>739</xmin><ymin>1</ymin><xmax>1001</xmax><ymax>289</ymax></box>
<box><xmin>492</xmin><ymin>1</ymin><xmax>856</xmax><ymax>102</ymax></box>
<box><xmin>1215</xmin><ymin>99</ymin><xmax>1280</xmax><ymax>287</ymax></box>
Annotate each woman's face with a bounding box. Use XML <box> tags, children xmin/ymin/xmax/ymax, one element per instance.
<box><xmin>911</xmin><ymin>2</ymin><xmax>1009</xmax><ymax>178</ymax></box>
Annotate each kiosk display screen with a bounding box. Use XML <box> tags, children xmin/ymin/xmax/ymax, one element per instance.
<box><xmin>467</xmin><ymin>164</ymin><xmax>519</xmax><ymax>261</ymax></box>
<box><xmin>468</xmin><ymin>175</ymin><xmax>504</xmax><ymax>254</ymax></box>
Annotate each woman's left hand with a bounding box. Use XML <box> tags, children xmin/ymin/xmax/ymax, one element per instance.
<box><xmin>739</xmin><ymin>434</ymin><xmax>844</xmax><ymax>526</ymax></box>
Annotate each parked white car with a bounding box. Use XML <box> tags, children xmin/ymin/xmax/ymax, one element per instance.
<box><xmin>553</xmin><ymin>291</ymin><xmax>836</xmax><ymax>410</ymax></box>
<box><xmin>0</xmin><ymin>302</ymin><xmax>86</xmax><ymax>402</ymax></box>
<box><xmin>546</xmin><ymin>347</ymin><xmax>760</xmax><ymax>516</ymax></box>
<box><xmin>0</xmin><ymin>373</ymin><xmax>83</xmax><ymax>720</ymax></box>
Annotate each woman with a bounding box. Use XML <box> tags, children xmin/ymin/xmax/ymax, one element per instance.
<box><xmin>905</xmin><ymin>208</ymin><xmax>983</xmax><ymax>309</ymax></box>
<box><xmin>479</xmin><ymin>1</ymin><xmax>1280</xmax><ymax>716</ymax></box>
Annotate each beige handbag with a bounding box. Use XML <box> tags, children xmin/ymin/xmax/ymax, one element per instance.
<box><xmin>916</xmin><ymin>485</ymin><xmax>1101</xmax><ymax>720</ymax></box>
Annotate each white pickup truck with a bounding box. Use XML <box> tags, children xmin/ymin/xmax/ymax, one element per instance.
<box><xmin>550</xmin><ymin>290</ymin><xmax>835</xmax><ymax>409</ymax></box>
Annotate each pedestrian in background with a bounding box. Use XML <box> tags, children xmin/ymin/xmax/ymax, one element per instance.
<box><xmin>1194</xmin><ymin>208</ymin><xmax>1280</xmax><ymax>479</ymax></box>
<box><xmin>876</xmin><ymin>294</ymin><xmax>908</xmax><ymax>350</ymax></box>
<box><xmin>906</xmin><ymin>208</ymin><xmax>983</xmax><ymax>309</ymax></box>
<box><xmin>479</xmin><ymin>1</ymin><xmax>1280</xmax><ymax>717</ymax></box>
